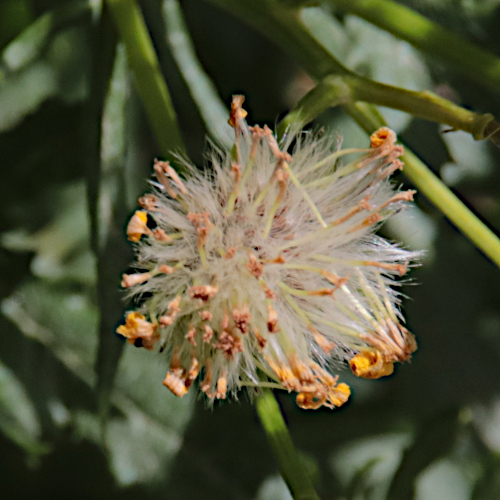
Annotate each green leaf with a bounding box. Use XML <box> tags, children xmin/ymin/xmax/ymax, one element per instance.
<box><xmin>0</xmin><ymin>61</ymin><xmax>58</xmax><ymax>132</ymax></box>
<box><xmin>440</xmin><ymin>128</ymin><xmax>495</xmax><ymax>186</ymax></box>
<box><xmin>0</xmin><ymin>2</ymin><xmax>94</xmax><ymax>132</ymax></box>
<box><xmin>0</xmin><ymin>0</ymin><xmax>32</xmax><ymax>48</ymax></box>
<box><xmin>1</xmin><ymin>182</ymin><xmax>95</xmax><ymax>284</ymax></box>
<box><xmin>414</xmin><ymin>458</ymin><xmax>472</xmax><ymax>500</ymax></box>
<box><xmin>1</xmin><ymin>281</ymin><xmax>99</xmax><ymax>375</ymax></box>
<box><xmin>1</xmin><ymin>1</ymin><xmax>91</xmax><ymax>73</ymax></box>
<box><xmin>387</xmin><ymin>408</ymin><xmax>460</xmax><ymax>500</ymax></box>
<box><xmin>330</xmin><ymin>432</ymin><xmax>411</xmax><ymax>500</ymax></box>
<box><xmin>93</xmin><ymin>41</ymin><xmax>130</xmax><ymax>426</ymax></box>
<box><xmin>255</xmin><ymin>475</ymin><xmax>293</xmax><ymax>500</ymax></box>
<box><xmin>0</xmin><ymin>358</ymin><xmax>49</xmax><ymax>455</ymax></box>
<box><xmin>1</xmin><ymin>278</ymin><xmax>194</xmax><ymax>486</ymax></box>
<box><xmin>162</xmin><ymin>0</ymin><xmax>233</xmax><ymax>148</ymax></box>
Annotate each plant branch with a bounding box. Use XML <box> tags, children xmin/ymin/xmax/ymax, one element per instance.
<box><xmin>256</xmin><ymin>390</ymin><xmax>322</xmax><ymax>500</ymax></box>
<box><xmin>106</xmin><ymin>0</ymin><xmax>185</xmax><ymax>156</ymax></box>
<box><xmin>284</xmin><ymin>74</ymin><xmax>500</xmax><ymax>143</ymax></box>
<box><xmin>329</xmin><ymin>0</ymin><xmax>500</xmax><ymax>97</ymax></box>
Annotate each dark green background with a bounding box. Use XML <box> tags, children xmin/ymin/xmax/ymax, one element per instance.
<box><xmin>1</xmin><ymin>1</ymin><xmax>500</xmax><ymax>499</ymax></box>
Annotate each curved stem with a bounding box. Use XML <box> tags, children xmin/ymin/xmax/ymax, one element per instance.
<box><xmin>106</xmin><ymin>0</ymin><xmax>185</xmax><ymax>156</ymax></box>
<box><xmin>256</xmin><ymin>390</ymin><xmax>322</xmax><ymax>500</ymax></box>
<box><xmin>329</xmin><ymin>0</ymin><xmax>500</xmax><ymax>97</ymax></box>
<box><xmin>278</xmin><ymin>78</ymin><xmax>351</xmax><ymax>137</ymax></box>
<box><xmin>345</xmin><ymin>76</ymin><xmax>498</xmax><ymax>142</ymax></box>
<box><xmin>285</xmin><ymin>74</ymin><xmax>499</xmax><ymax>143</ymax></box>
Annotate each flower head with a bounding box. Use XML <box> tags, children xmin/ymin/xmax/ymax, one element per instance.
<box><xmin>117</xmin><ymin>96</ymin><xmax>418</xmax><ymax>409</ymax></box>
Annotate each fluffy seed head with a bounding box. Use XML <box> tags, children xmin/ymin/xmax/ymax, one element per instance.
<box><xmin>117</xmin><ymin>96</ymin><xmax>418</xmax><ymax>409</ymax></box>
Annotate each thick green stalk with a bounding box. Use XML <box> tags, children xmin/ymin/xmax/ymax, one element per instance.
<box><xmin>330</xmin><ymin>0</ymin><xmax>500</xmax><ymax>97</ymax></box>
<box><xmin>256</xmin><ymin>390</ymin><xmax>322</xmax><ymax>500</ymax></box>
<box><xmin>280</xmin><ymin>74</ymin><xmax>498</xmax><ymax>142</ymax></box>
<box><xmin>106</xmin><ymin>0</ymin><xmax>185</xmax><ymax>156</ymax></box>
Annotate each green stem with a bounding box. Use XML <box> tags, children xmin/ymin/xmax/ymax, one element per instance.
<box><xmin>256</xmin><ymin>390</ymin><xmax>322</xmax><ymax>500</ymax></box>
<box><xmin>278</xmin><ymin>78</ymin><xmax>351</xmax><ymax>137</ymax></box>
<box><xmin>106</xmin><ymin>0</ymin><xmax>185</xmax><ymax>156</ymax></box>
<box><xmin>330</xmin><ymin>0</ymin><xmax>500</xmax><ymax>97</ymax></box>
<box><xmin>284</xmin><ymin>74</ymin><xmax>500</xmax><ymax>143</ymax></box>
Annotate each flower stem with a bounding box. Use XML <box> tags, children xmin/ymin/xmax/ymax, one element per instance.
<box><xmin>280</xmin><ymin>71</ymin><xmax>499</xmax><ymax>144</ymax></box>
<box><xmin>106</xmin><ymin>0</ymin><xmax>185</xmax><ymax>156</ymax></box>
<box><xmin>330</xmin><ymin>0</ymin><xmax>500</xmax><ymax>97</ymax></box>
<box><xmin>256</xmin><ymin>390</ymin><xmax>322</xmax><ymax>500</ymax></box>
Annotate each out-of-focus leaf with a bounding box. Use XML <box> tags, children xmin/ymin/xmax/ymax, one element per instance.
<box><xmin>162</xmin><ymin>0</ymin><xmax>233</xmax><ymax>147</ymax></box>
<box><xmin>345</xmin><ymin>457</ymin><xmax>381</xmax><ymax>500</ymax></box>
<box><xmin>114</xmin><ymin>346</ymin><xmax>195</xmax><ymax>434</ymax></box>
<box><xmin>414</xmin><ymin>458</ymin><xmax>471</xmax><ymax>500</ymax></box>
<box><xmin>330</xmin><ymin>432</ymin><xmax>411</xmax><ymax>500</ymax></box>
<box><xmin>471</xmin><ymin>455</ymin><xmax>500</xmax><ymax>500</ymax></box>
<box><xmin>255</xmin><ymin>475</ymin><xmax>293</xmax><ymax>500</ymax></box>
<box><xmin>314</xmin><ymin>108</ymin><xmax>367</xmax><ymax>150</ymax></box>
<box><xmin>300</xmin><ymin>7</ymin><xmax>349</xmax><ymax>62</ymax></box>
<box><xmin>45</xmin><ymin>27</ymin><xmax>90</xmax><ymax>104</ymax></box>
<box><xmin>387</xmin><ymin>408</ymin><xmax>460</xmax><ymax>500</ymax></box>
<box><xmin>0</xmin><ymin>0</ymin><xmax>32</xmax><ymax>48</ymax></box>
<box><xmin>300</xmin><ymin>8</ymin><xmax>433</xmax><ymax>131</ymax></box>
<box><xmin>0</xmin><ymin>1</ymin><xmax>91</xmax><ymax>73</ymax></box>
<box><xmin>0</xmin><ymin>61</ymin><xmax>58</xmax><ymax>132</ymax></box>
<box><xmin>1</xmin><ymin>278</ymin><xmax>194</xmax><ymax>486</ymax></box>
<box><xmin>1</xmin><ymin>282</ymin><xmax>99</xmax><ymax>376</ymax></box>
<box><xmin>0</xmin><ymin>359</ymin><xmax>49</xmax><ymax>455</ymax></box>
<box><xmin>74</xmin><ymin>408</ymin><xmax>183</xmax><ymax>486</ymax></box>
<box><xmin>97</xmin><ymin>43</ymin><xmax>138</xmax><ymax>248</ymax></box>
<box><xmin>0</xmin><ymin>4</ymin><xmax>93</xmax><ymax>132</ymax></box>
<box><xmin>93</xmin><ymin>42</ymin><xmax>132</xmax><ymax>424</ymax></box>
<box><xmin>1</xmin><ymin>182</ymin><xmax>95</xmax><ymax>284</ymax></box>
<box><xmin>473</xmin><ymin>398</ymin><xmax>500</xmax><ymax>452</ymax></box>
<box><xmin>384</xmin><ymin>204</ymin><xmax>438</xmax><ymax>263</ymax></box>
<box><xmin>440</xmin><ymin>128</ymin><xmax>495</xmax><ymax>186</ymax></box>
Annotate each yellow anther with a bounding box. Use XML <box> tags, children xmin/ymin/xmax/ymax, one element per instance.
<box><xmin>126</xmin><ymin>210</ymin><xmax>149</xmax><ymax>242</ymax></box>
<box><xmin>349</xmin><ymin>350</ymin><xmax>394</xmax><ymax>379</ymax></box>
<box><xmin>163</xmin><ymin>370</ymin><xmax>188</xmax><ymax>397</ymax></box>
<box><xmin>370</xmin><ymin>127</ymin><xmax>396</xmax><ymax>149</ymax></box>
<box><xmin>116</xmin><ymin>312</ymin><xmax>159</xmax><ymax>350</ymax></box>
<box><xmin>328</xmin><ymin>383</ymin><xmax>351</xmax><ymax>407</ymax></box>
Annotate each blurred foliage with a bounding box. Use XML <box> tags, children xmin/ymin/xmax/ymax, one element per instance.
<box><xmin>1</xmin><ymin>0</ymin><xmax>500</xmax><ymax>499</ymax></box>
